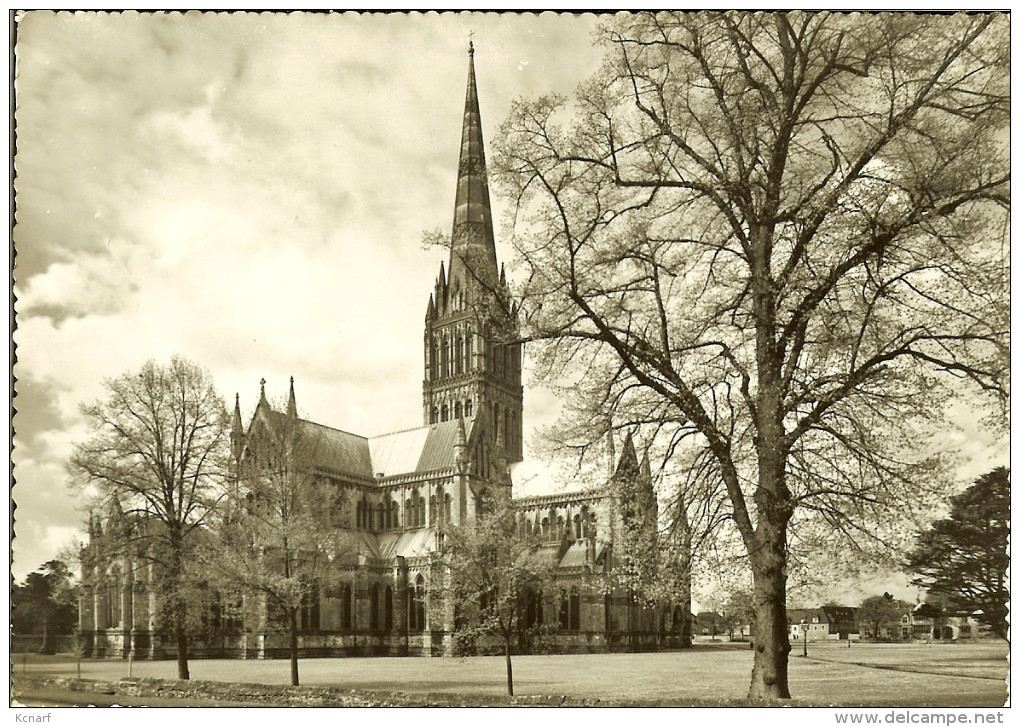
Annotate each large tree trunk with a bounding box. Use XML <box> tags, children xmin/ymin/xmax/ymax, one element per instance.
<box><xmin>747</xmin><ymin>516</ymin><xmax>792</xmax><ymax>700</ymax></box>
<box><xmin>504</xmin><ymin>640</ymin><xmax>514</xmax><ymax>697</ymax></box>
<box><xmin>289</xmin><ymin>608</ymin><xmax>300</xmax><ymax>687</ymax></box>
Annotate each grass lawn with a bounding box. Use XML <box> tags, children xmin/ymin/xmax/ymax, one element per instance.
<box><xmin>12</xmin><ymin>640</ymin><xmax>1008</xmax><ymax>707</ymax></box>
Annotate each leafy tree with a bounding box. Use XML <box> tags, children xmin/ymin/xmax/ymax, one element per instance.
<box><xmin>857</xmin><ymin>592</ymin><xmax>907</xmax><ymax>640</ymax></box>
<box><xmin>493</xmin><ymin>12</ymin><xmax>1007</xmax><ymax>699</ymax></box>
<box><xmin>12</xmin><ymin>560</ymin><xmax>78</xmax><ymax>653</ymax></box>
<box><xmin>723</xmin><ymin>589</ymin><xmax>757</xmax><ymax>640</ymax></box>
<box><xmin>209</xmin><ymin>386</ymin><xmax>350</xmax><ymax>687</ymax></box>
<box><xmin>441</xmin><ymin>485</ymin><xmax>555</xmax><ymax>697</ymax></box>
<box><xmin>69</xmin><ymin>356</ymin><xmax>229</xmax><ymax>679</ymax></box>
<box><xmin>907</xmin><ymin>467</ymin><xmax>1009</xmax><ymax>637</ymax></box>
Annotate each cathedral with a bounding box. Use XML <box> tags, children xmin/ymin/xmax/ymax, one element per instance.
<box><xmin>77</xmin><ymin>45</ymin><xmax>688</xmax><ymax>659</ymax></box>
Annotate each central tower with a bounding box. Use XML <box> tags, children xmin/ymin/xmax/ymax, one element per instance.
<box><xmin>422</xmin><ymin>43</ymin><xmax>523</xmax><ymax>464</ymax></box>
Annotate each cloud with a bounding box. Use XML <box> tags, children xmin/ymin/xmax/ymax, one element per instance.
<box><xmin>12</xmin><ymin>12</ymin><xmax>605</xmax><ymax>578</ymax></box>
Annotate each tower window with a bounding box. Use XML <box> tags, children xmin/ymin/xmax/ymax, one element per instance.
<box><xmin>465</xmin><ymin>399</ymin><xmax>473</xmax><ymax>417</ymax></box>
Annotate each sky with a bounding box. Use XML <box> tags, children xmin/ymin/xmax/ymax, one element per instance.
<box><xmin>11</xmin><ymin>11</ymin><xmax>606</xmax><ymax>581</ymax></box>
<box><xmin>10</xmin><ymin>11</ymin><xmax>1009</xmax><ymax>604</ymax></box>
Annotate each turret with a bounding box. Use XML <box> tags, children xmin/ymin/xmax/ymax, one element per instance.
<box><xmin>287</xmin><ymin>376</ymin><xmax>297</xmax><ymax>420</ymax></box>
<box><xmin>231</xmin><ymin>393</ymin><xmax>244</xmax><ymax>461</ymax></box>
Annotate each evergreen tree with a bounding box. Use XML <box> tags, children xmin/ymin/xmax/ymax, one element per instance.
<box><xmin>907</xmin><ymin>467</ymin><xmax>1009</xmax><ymax>638</ymax></box>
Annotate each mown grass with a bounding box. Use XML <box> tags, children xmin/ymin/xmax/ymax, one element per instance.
<box><xmin>11</xmin><ymin>640</ymin><xmax>1008</xmax><ymax>707</ymax></box>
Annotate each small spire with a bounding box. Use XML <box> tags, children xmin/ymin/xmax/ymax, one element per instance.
<box><xmin>640</xmin><ymin>450</ymin><xmax>652</xmax><ymax>479</ymax></box>
<box><xmin>615</xmin><ymin>431</ymin><xmax>638</xmax><ymax>477</ymax></box>
<box><xmin>287</xmin><ymin>376</ymin><xmax>297</xmax><ymax>419</ymax></box>
<box><xmin>259</xmin><ymin>377</ymin><xmax>267</xmax><ymax>402</ymax></box>
<box><xmin>426</xmin><ymin>293</ymin><xmax>436</xmax><ymax>320</ymax></box>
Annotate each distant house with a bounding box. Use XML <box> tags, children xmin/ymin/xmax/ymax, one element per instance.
<box><xmin>820</xmin><ymin>606</ymin><xmax>857</xmax><ymax>639</ymax></box>
<box><xmin>788</xmin><ymin>608</ymin><xmax>833</xmax><ymax>642</ymax></box>
<box><xmin>788</xmin><ymin>606</ymin><xmax>860</xmax><ymax>641</ymax></box>
<box><xmin>905</xmin><ymin>604</ymin><xmax>977</xmax><ymax>641</ymax></box>
<box><xmin>694</xmin><ymin>611</ymin><xmax>725</xmax><ymax>637</ymax></box>
<box><xmin>859</xmin><ymin>602</ymin><xmax>979</xmax><ymax>641</ymax></box>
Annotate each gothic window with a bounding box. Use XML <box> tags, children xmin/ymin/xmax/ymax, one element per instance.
<box><xmin>341</xmin><ymin>584</ymin><xmax>353</xmax><ymax>630</ymax></box>
<box><xmin>523</xmin><ymin>588</ymin><xmax>543</xmax><ymax>629</ymax></box>
<box><xmin>558</xmin><ymin>590</ymin><xmax>569</xmax><ymax>630</ymax></box>
<box><xmin>430</xmin><ymin>494</ymin><xmax>437</xmax><ymax>523</ymax></box>
<box><xmin>370</xmin><ymin>583</ymin><xmax>380</xmax><ymax>630</ymax></box>
<box><xmin>300</xmin><ymin>580</ymin><xmax>320</xmax><ymax>631</ymax></box>
<box><xmin>441</xmin><ymin>404</ymin><xmax>449</xmax><ymax>422</ymax></box>
<box><xmin>356</xmin><ymin>501</ymin><xmax>364</xmax><ymax>528</ymax></box>
<box><xmin>384</xmin><ymin>586</ymin><xmax>393</xmax><ymax>631</ymax></box>
<box><xmin>574</xmin><ymin>514</ymin><xmax>582</xmax><ymax>539</ymax></box>
<box><xmin>525</xmin><ymin>519</ymin><xmax>533</xmax><ymax>536</ymax></box>
<box><xmin>444</xmin><ymin>493</ymin><xmax>452</xmax><ymax>521</ymax></box>
<box><xmin>493</xmin><ymin>403</ymin><xmax>500</xmax><ymax>441</ymax></box>
<box><xmin>429</xmin><ymin>342</ymin><xmax>437</xmax><ymax>381</ymax></box>
<box><xmin>570</xmin><ymin>588</ymin><xmax>580</xmax><ymax>630</ymax></box>
<box><xmin>405</xmin><ymin>497</ymin><xmax>412</xmax><ymax>526</ymax></box>
<box><xmin>431</xmin><ymin>407</ymin><xmax>438</xmax><ymax>425</ymax></box>
<box><xmin>390</xmin><ymin>500</ymin><xmax>399</xmax><ymax>528</ymax></box>
<box><xmin>456</xmin><ymin>336</ymin><xmax>464</xmax><ymax>374</ymax></box>
<box><xmin>465</xmin><ymin>399</ymin><xmax>473</xmax><ymax>417</ymax></box>
<box><xmin>454</xmin><ymin>401</ymin><xmax>462</xmax><ymax>419</ymax></box>
<box><xmin>377</xmin><ymin>503</ymin><xmax>385</xmax><ymax>530</ymax></box>
<box><xmin>410</xmin><ymin>575</ymin><xmax>426</xmax><ymax>631</ymax></box>
<box><xmin>440</xmin><ymin>335</ymin><xmax>448</xmax><ymax>378</ymax></box>
<box><xmin>385</xmin><ymin>502</ymin><xmax>392</xmax><ymax>529</ymax></box>
<box><xmin>541</xmin><ymin>517</ymin><xmax>550</xmax><ymax>538</ymax></box>
<box><xmin>556</xmin><ymin>516</ymin><xmax>565</xmax><ymax>539</ymax></box>
<box><xmin>465</xmin><ymin>336</ymin><xmax>473</xmax><ymax>371</ymax></box>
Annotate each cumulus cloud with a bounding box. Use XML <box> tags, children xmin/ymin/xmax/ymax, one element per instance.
<box><xmin>11</xmin><ymin>11</ymin><xmax>603</xmax><ymax>580</ymax></box>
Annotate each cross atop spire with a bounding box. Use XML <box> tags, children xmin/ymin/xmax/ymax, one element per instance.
<box><xmin>448</xmin><ymin>41</ymin><xmax>498</xmax><ymax>299</ymax></box>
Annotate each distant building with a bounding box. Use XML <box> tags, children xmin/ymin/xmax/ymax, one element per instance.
<box><xmin>76</xmin><ymin>44</ymin><xmax>688</xmax><ymax>661</ymax></box>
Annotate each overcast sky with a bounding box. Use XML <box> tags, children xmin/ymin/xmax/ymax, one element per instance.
<box><xmin>11</xmin><ymin>12</ymin><xmax>1008</xmax><ymax>604</ymax></box>
<box><xmin>12</xmin><ymin>11</ymin><xmax>607</xmax><ymax>581</ymax></box>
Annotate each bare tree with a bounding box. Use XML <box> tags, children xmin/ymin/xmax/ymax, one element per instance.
<box><xmin>209</xmin><ymin>393</ymin><xmax>350</xmax><ymax>687</ymax></box>
<box><xmin>493</xmin><ymin>12</ymin><xmax>1008</xmax><ymax>699</ymax></box>
<box><xmin>69</xmin><ymin>356</ymin><xmax>229</xmax><ymax>680</ymax></box>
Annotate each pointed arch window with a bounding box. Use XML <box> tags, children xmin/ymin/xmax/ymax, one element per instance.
<box><xmin>441</xmin><ymin>404</ymin><xmax>449</xmax><ymax>422</ymax></box>
<box><xmin>465</xmin><ymin>399</ymin><xmax>473</xmax><ymax>417</ymax></box>
<box><xmin>370</xmin><ymin>583</ymin><xmax>380</xmax><ymax>630</ymax></box>
<box><xmin>454</xmin><ymin>401</ymin><xmax>462</xmax><ymax>419</ymax></box>
<box><xmin>384</xmin><ymin>586</ymin><xmax>393</xmax><ymax>631</ymax></box>
<box><xmin>341</xmin><ymin>583</ymin><xmax>353</xmax><ymax>630</ymax></box>
<box><xmin>409</xmin><ymin>574</ymin><xmax>426</xmax><ymax>631</ymax></box>
<box><xmin>465</xmin><ymin>336</ymin><xmax>473</xmax><ymax>371</ymax></box>
<box><xmin>390</xmin><ymin>500</ymin><xmax>399</xmax><ymax>529</ymax></box>
<box><xmin>456</xmin><ymin>336</ymin><xmax>464</xmax><ymax>374</ymax></box>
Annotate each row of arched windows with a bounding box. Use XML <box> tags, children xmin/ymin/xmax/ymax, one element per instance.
<box><xmin>520</xmin><ymin>509</ymin><xmax>596</xmax><ymax>541</ymax></box>
<box><xmin>518</xmin><ymin>587</ymin><xmax>579</xmax><ymax>631</ymax></box>
<box><xmin>356</xmin><ymin>498</ymin><xmax>400</xmax><ymax>531</ymax></box>
<box><xmin>430</xmin><ymin>330</ymin><xmax>474</xmax><ymax>381</ymax></box>
<box><xmin>319</xmin><ymin>581</ymin><xmax>428</xmax><ymax>633</ymax></box>
<box><xmin>432</xmin><ymin>398</ymin><xmax>473</xmax><ymax>424</ymax></box>
<box><xmin>405</xmin><ymin>491</ymin><xmax>427</xmax><ymax>528</ymax></box>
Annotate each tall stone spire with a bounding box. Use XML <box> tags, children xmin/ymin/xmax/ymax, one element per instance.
<box><xmin>448</xmin><ymin>41</ymin><xmax>498</xmax><ymax>297</ymax></box>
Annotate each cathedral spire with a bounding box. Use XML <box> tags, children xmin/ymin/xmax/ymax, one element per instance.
<box><xmin>449</xmin><ymin>42</ymin><xmax>498</xmax><ymax>297</ymax></box>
